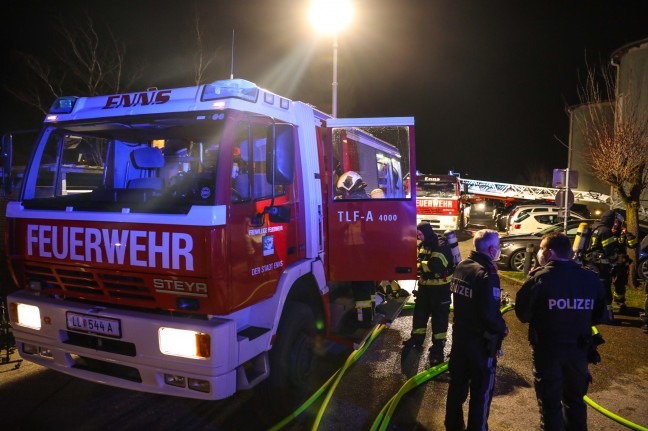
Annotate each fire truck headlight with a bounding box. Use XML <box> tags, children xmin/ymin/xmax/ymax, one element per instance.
<box><xmin>11</xmin><ymin>303</ymin><xmax>42</xmax><ymax>330</ymax></box>
<box><xmin>159</xmin><ymin>328</ymin><xmax>211</xmax><ymax>359</ymax></box>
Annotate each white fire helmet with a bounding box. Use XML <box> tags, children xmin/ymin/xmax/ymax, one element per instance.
<box><xmin>337</xmin><ymin>171</ymin><xmax>366</xmax><ymax>193</ymax></box>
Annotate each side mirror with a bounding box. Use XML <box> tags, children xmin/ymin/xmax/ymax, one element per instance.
<box><xmin>266</xmin><ymin>124</ymin><xmax>294</xmax><ymax>185</ymax></box>
<box><xmin>266</xmin><ymin>205</ymin><xmax>291</xmax><ymax>223</ymax></box>
<box><xmin>1</xmin><ymin>134</ymin><xmax>14</xmax><ymax>196</ymax></box>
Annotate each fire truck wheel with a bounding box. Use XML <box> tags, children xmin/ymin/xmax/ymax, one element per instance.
<box><xmin>269</xmin><ymin>301</ymin><xmax>317</xmax><ymax>389</ymax></box>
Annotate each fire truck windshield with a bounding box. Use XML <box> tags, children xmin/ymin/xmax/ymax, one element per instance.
<box><xmin>416</xmin><ymin>181</ymin><xmax>457</xmax><ymax>198</ymax></box>
<box><xmin>21</xmin><ymin>113</ymin><xmax>225</xmax><ymax>213</ymax></box>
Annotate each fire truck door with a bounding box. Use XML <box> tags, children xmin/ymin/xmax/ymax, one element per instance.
<box><xmin>228</xmin><ymin>120</ymin><xmax>293</xmax><ymax>310</ymax></box>
<box><xmin>325</xmin><ymin>118</ymin><xmax>417</xmax><ymax>281</ymax></box>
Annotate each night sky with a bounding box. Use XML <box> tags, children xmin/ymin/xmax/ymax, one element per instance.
<box><xmin>1</xmin><ymin>0</ymin><xmax>647</xmax><ymax>184</ymax></box>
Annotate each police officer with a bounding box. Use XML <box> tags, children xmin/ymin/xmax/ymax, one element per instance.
<box><xmin>445</xmin><ymin>229</ymin><xmax>508</xmax><ymax>431</ymax></box>
<box><xmin>612</xmin><ymin>220</ymin><xmax>638</xmax><ymax>314</ymax></box>
<box><xmin>585</xmin><ymin>209</ymin><xmax>622</xmax><ymax>324</ymax></box>
<box><xmin>403</xmin><ymin>222</ymin><xmax>455</xmax><ymax>367</ymax></box>
<box><xmin>516</xmin><ymin>232</ymin><xmax>606</xmax><ymax>431</ymax></box>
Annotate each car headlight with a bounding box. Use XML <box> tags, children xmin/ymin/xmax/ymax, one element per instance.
<box><xmin>159</xmin><ymin>327</ymin><xmax>211</xmax><ymax>359</ymax></box>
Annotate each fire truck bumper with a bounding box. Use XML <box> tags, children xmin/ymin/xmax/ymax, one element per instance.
<box><xmin>7</xmin><ymin>290</ymin><xmax>248</xmax><ymax>400</ymax></box>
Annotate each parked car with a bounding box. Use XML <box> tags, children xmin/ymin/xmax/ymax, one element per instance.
<box><xmin>638</xmin><ymin>249</ymin><xmax>648</xmax><ymax>280</ymax></box>
<box><xmin>639</xmin><ymin>235</ymin><xmax>648</xmax><ymax>281</ymax></box>
<box><xmin>499</xmin><ymin>219</ymin><xmax>596</xmax><ymax>271</ymax></box>
<box><xmin>505</xmin><ymin>204</ymin><xmax>560</xmax><ymax>232</ymax></box>
<box><xmin>496</xmin><ymin>202</ymin><xmax>590</xmax><ymax>232</ymax></box>
<box><xmin>499</xmin><ymin>218</ymin><xmax>648</xmax><ymax>272</ymax></box>
<box><xmin>507</xmin><ymin>210</ymin><xmax>585</xmax><ymax>235</ymax></box>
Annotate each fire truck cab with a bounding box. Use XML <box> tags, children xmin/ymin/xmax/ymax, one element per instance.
<box><xmin>415</xmin><ymin>173</ymin><xmax>466</xmax><ymax>231</ymax></box>
<box><xmin>4</xmin><ymin>79</ymin><xmax>416</xmax><ymax>401</ymax></box>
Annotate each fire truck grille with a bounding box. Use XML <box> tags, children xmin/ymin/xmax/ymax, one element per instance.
<box><xmin>64</xmin><ymin>331</ymin><xmax>137</xmax><ymax>356</ymax></box>
<box><xmin>70</xmin><ymin>354</ymin><xmax>142</xmax><ymax>383</ymax></box>
<box><xmin>25</xmin><ymin>265</ymin><xmax>155</xmax><ymax>303</ymax></box>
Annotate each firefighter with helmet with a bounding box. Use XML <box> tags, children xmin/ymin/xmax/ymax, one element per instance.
<box><xmin>335</xmin><ymin>171</ymin><xmax>375</xmax><ymax>327</ymax></box>
<box><xmin>335</xmin><ymin>170</ymin><xmax>369</xmax><ymax>199</ymax></box>
<box><xmin>403</xmin><ymin>222</ymin><xmax>455</xmax><ymax>367</ymax></box>
<box><xmin>612</xmin><ymin>218</ymin><xmax>638</xmax><ymax>314</ymax></box>
<box><xmin>585</xmin><ymin>209</ymin><xmax>623</xmax><ymax>324</ymax></box>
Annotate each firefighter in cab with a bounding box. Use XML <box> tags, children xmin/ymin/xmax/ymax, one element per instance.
<box><xmin>335</xmin><ymin>171</ymin><xmax>369</xmax><ymax>200</ymax></box>
<box><xmin>335</xmin><ymin>171</ymin><xmax>375</xmax><ymax>327</ymax></box>
<box><xmin>585</xmin><ymin>210</ymin><xmax>624</xmax><ymax>324</ymax></box>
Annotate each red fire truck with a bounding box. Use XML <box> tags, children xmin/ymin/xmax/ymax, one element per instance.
<box><xmin>4</xmin><ymin>79</ymin><xmax>416</xmax><ymax>400</ymax></box>
<box><xmin>415</xmin><ymin>173</ymin><xmax>467</xmax><ymax>231</ymax></box>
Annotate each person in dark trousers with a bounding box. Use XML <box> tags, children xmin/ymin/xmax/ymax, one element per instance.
<box><xmin>585</xmin><ymin>210</ymin><xmax>622</xmax><ymax>324</ymax></box>
<box><xmin>403</xmin><ymin>222</ymin><xmax>455</xmax><ymax>367</ymax></box>
<box><xmin>444</xmin><ymin>229</ymin><xmax>508</xmax><ymax>431</ymax></box>
<box><xmin>612</xmin><ymin>220</ymin><xmax>638</xmax><ymax>314</ymax></box>
<box><xmin>516</xmin><ymin>232</ymin><xmax>606</xmax><ymax>431</ymax></box>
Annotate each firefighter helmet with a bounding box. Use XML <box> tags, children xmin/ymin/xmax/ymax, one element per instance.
<box><xmin>337</xmin><ymin>171</ymin><xmax>367</xmax><ymax>193</ymax></box>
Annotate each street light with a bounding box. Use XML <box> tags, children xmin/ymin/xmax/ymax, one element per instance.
<box><xmin>309</xmin><ymin>0</ymin><xmax>354</xmax><ymax>118</ymax></box>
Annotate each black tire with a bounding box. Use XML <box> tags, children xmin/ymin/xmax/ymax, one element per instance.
<box><xmin>509</xmin><ymin>249</ymin><xmax>536</xmax><ymax>272</ymax></box>
<box><xmin>638</xmin><ymin>258</ymin><xmax>648</xmax><ymax>281</ymax></box>
<box><xmin>264</xmin><ymin>301</ymin><xmax>319</xmax><ymax>415</ymax></box>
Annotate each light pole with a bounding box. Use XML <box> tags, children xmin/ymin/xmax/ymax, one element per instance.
<box><xmin>309</xmin><ymin>0</ymin><xmax>354</xmax><ymax>118</ymax></box>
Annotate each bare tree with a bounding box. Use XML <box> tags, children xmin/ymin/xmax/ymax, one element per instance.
<box><xmin>576</xmin><ymin>64</ymin><xmax>648</xmax><ymax>282</ymax></box>
<box><xmin>6</xmin><ymin>11</ymin><xmax>143</xmax><ymax>114</ymax></box>
<box><xmin>192</xmin><ymin>9</ymin><xmax>221</xmax><ymax>85</ymax></box>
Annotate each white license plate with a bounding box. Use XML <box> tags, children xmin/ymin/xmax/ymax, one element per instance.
<box><xmin>66</xmin><ymin>312</ymin><xmax>122</xmax><ymax>338</ymax></box>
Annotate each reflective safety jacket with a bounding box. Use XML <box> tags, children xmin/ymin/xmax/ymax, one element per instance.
<box><xmin>587</xmin><ymin>223</ymin><xmax>619</xmax><ymax>265</ymax></box>
<box><xmin>417</xmin><ymin>242</ymin><xmax>454</xmax><ymax>286</ymax></box>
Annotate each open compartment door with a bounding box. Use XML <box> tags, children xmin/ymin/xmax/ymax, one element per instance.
<box><xmin>325</xmin><ymin>117</ymin><xmax>417</xmax><ymax>281</ymax></box>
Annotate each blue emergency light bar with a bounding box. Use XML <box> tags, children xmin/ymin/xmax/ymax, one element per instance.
<box><xmin>49</xmin><ymin>96</ymin><xmax>78</xmax><ymax>114</ymax></box>
<box><xmin>201</xmin><ymin>79</ymin><xmax>259</xmax><ymax>103</ymax></box>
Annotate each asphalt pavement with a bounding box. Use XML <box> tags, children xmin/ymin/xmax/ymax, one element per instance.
<box><xmin>1</xmin><ymin>215</ymin><xmax>647</xmax><ymax>430</ymax></box>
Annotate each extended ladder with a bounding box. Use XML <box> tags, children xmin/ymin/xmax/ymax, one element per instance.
<box><xmin>459</xmin><ymin>178</ymin><xmax>610</xmax><ymax>204</ymax></box>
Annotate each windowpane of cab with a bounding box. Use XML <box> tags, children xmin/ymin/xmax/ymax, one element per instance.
<box><xmin>29</xmin><ymin>132</ymin><xmax>107</xmax><ymax>198</ymax></box>
<box><xmin>22</xmin><ymin>114</ymin><xmax>224</xmax><ymax>211</ymax></box>
<box><xmin>332</xmin><ymin>126</ymin><xmax>409</xmax><ymax>200</ymax></box>
<box><xmin>231</xmin><ymin>120</ymin><xmax>286</xmax><ymax>203</ymax></box>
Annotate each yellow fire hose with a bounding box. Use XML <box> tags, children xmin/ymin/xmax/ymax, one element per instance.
<box><xmin>584</xmin><ymin>396</ymin><xmax>648</xmax><ymax>431</ymax></box>
<box><xmin>370</xmin><ymin>304</ymin><xmax>647</xmax><ymax>431</ymax></box>
<box><xmin>268</xmin><ymin>324</ymin><xmax>387</xmax><ymax>431</ymax></box>
<box><xmin>269</xmin><ymin>303</ymin><xmax>647</xmax><ymax>431</ymax></box>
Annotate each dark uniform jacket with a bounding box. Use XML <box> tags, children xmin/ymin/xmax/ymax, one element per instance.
<box><xmin>516</xmin><ymin>260</ymin><xmax>606</xmax><ymax>347</ymax></box>
<box><xmin>450</xmin><ymin>251</ymin><xmax>507</xmax><ymax>339</ymax></box>
<box><xmin>418</xmin><ymin>239</ymin><xmax>454</xmax><ymax>286</ymax></box>
<box><xmin>588</xmin><ymin>222</ymin><xmax>618</xmax><ymax>266</ymax></box>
